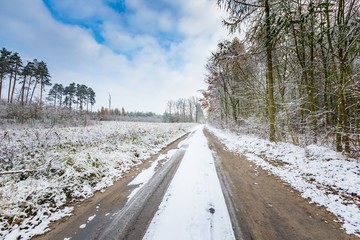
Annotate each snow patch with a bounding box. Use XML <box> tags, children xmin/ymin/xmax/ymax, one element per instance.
<box><xmin>88</xmin><ymin>214</ymin><xmax>96</xmax><ymax>222</ymax></box>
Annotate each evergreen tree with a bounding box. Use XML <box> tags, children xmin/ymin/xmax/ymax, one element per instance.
<box><xmin>37</xmin><ymin>61</ymin><xmax>51</xmax><ymax>105</ymax></box>
<box><xmin>8</xmin><ymin>52</ymin><xmax>22</xmax><ymax>104</ymax></box>
<box><xmin>0</xmin><ymin>48</ymin><xmax>12</xmax><ymax>102</ymax></box>
<box><xmin>87</xmin><ymin>87</ymin><xmax>96</xmax><ymax>112</ymax></box>
<box><xmin>63</xmin><ymin>82</ymin><xmax>76</xmax><ymax>109</ymax></box>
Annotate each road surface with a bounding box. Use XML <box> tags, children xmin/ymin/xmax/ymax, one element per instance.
<box><xmin>35</xmin><ymin>126</ymin><xmax>357</xmax><ymax>240</ymax></box>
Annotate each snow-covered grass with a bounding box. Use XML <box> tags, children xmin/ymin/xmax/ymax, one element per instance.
<box><xmin>207</xmin><ymin>125</ymin><xmax>360</xmax><ymax>237</ymax></box>
<box><xmin>0</xmin><ymin>121</ymin><xmax>197</xmax><ymax>240</ymax></box>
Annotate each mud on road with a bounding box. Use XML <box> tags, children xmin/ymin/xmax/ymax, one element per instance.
<box><xmin>205</xmin><ymin>129</ymin><xmax>358</xmax><ymax>240</ymax></box>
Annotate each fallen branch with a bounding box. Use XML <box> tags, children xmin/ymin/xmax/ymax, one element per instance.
<box><xmin>0</xmin><ymin>169</ymin><xmax>39</xmax><ymax>176</ymax></box>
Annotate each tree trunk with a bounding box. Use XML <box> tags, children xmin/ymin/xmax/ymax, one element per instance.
<box><xmin>338</xmin><ymin>58</ymin><xmax>350</xmax><ymax>153</ymax></box>
<box><xmin>21</xmin><ymin>76</ymin><xmax>27</xmax><ymax>105</ymax></box>
<box><xmin>7</xmin><ymin>71</ymin><xmax>13</xmax><ymax>103</ymax></box>
<box><xmin>320</xmin><ymin>42</ymin><xmax>331</xmax><ymax>128</ymax></box>
<box><xmin>308</xmin><ymin>15</ymin><xmax>317</xmax><ymax>142</ymax></box>
<box><xmin>40</xmin><ymin>81</ymin><xmax>43</xmax><ymax>105</ymax></box>
<box><xmin>29</xmin><ymin>78</ymin><xmax>38</xmax><ymax>104</ymax></box>
<box><xmin>265</xmin><ymin>0</ymin><xmax>276</xmax><ymax>141</ymax></box>
<box><xmin>26</xmin><ymin>76</ymin><xmax>32</xmax><ymax>104</ymax></box>
<box><xmin>0</xmin><ymin>74</ymin><xmax>3</xmax><ymax>103</ymax></box>
<box><xmin>336</xmin><ymin>0</ymin><xmax>350</xmax><ymax>154</ymax></box>
<box><xmin>10</xmin><ymin>65</ymin><xmax>18</xmax><ymax>104</ymax></box>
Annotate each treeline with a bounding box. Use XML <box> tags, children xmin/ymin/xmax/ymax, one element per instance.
<box><xmin>0</xmin><ymin>47</ymin><xmax>96</xmax><ymax>120</ymax></box>
<box><xmin>97</xmin><ymin>97</ymin><xmax>205</xmax><ymax>123</ymax></box>
<box><xmin>202</xmin><ymin>0</ymin><xmax>359</xmax><ymax>154</ymax></box>
<box><xmin>164</xmin><ymin>97</ymin><xmax>204</xmax><ymax>123</ymax></box>
<box><xmin>98</xmin><ymin>107</ymin><xmax>162</xmax><ymax>122</ymax></box>
<box><xmin>47</xmin><ymin>83</ymin><xmax>96</xmax><ymax>111</ymax></box>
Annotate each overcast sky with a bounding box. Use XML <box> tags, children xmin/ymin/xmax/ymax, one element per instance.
<box><xmin>0</xmin><ymin>0</ymin><xmax>231</xmax><ymax>113</ymax></box>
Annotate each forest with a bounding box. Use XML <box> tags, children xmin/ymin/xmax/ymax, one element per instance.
<box><xmin>163</xmin><ymin>97</ymin><xmax>205</xmax><ymax>123</ymax></box>
<box><xmin>0</xmin><ymin>48</ymin><xmax>96</xmax><ymax>122</ymax></box>
<box><xmin>201</xmin><ymin>0</ymin><xmax>359</xmax><ymax>155</ymax></box>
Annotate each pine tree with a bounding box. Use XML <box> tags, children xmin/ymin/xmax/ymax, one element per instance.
<box><xmin>0</xmin><ymin>48</ymin><xmax>12</xmax><ymax>103</ymax></box>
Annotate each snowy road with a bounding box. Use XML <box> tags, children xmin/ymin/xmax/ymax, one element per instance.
<box><xmin>34</xmin><ymin>125</ymin><xmax>236</xmax><ymax>240</ymax></box>
<box><xmin>33</xmin><ymin>124</ymin><xmax>357</xmax><ymax>240</ymax></box>
<box><xmin>33</xmin><ymin>126</ymin><xmax>235</xmax><ymax>240</ymax></box>
<box><xmin>143</xmin><ymin>125</ymin><xmax>235</xmax><ymax>240</ymax></box>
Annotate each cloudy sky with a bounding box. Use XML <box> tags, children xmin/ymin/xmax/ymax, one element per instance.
<box><xmin>0</xmin><ymin>0</ymin><xmax>231</xmax><ymax>113</ymax></box>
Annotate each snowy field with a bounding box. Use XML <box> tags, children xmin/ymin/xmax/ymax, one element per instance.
<box><xmin>207</xmin><ymin>125</ymin><xmax>360</xmax><ymax>237</ymax></box>
<box><xmin>0</xmin><ymin>121</ymin><xmax>196</xmax><ymax>240</ymax></box>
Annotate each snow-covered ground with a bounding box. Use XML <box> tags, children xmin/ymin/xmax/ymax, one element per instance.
<box><xmin>0</xmin><ymin>121</ymin><xmax>197</xmax><ymax>240</ymax></box>
<box><xmin>207</xmin><ymin>125</ymin><xmax>360</xmax><ymax>237</ymax></box>
<box><xmin>143</xmin><ymin>125</ymin><xmax>235</xmax><ymax>240</ymax></box>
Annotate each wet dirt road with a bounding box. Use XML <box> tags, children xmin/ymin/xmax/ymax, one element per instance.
<box><xmin>35</xmin><ymin>129</ymin><xmax>358</xmax><ymax>240</ymax></box>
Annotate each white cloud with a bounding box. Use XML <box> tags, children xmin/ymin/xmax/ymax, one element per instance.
<box><xmin>123</xmin><ymin>0</ymin><xmax>177</xmax><ymax>33</ymax></box>
<box><xmin>0</xmin><ymin>0</ymin><xmax>231</xmax><ymax>114</ymax></box>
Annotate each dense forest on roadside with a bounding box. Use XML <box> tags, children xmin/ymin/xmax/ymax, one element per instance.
<box><xmin>201</xmin><ymin>0</ymin><xmax>359</xmax><ymax>155</ymax></box>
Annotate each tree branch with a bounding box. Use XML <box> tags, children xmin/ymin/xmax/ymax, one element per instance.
<box><xmin>233</xmin><ymin>0</ymin><xmax>263</xmax><ymax>8</ymax></box>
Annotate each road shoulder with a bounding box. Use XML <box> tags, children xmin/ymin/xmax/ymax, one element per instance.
<box><xmin>205</xmin><ymin>129</ymin><xmax>358</xmax><ymax>240</ymax></box>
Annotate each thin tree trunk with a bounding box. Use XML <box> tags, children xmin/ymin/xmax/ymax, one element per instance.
<box><xmin>0</xmin><ymin>74</ymin><xmax>3</xmax><ymax>103</ymax></box>
<box><xmin>29</xmin><ymin>78</ymin><xmax>38</xmax><ymax>104</ymax></box>
<box><xmin>40</xmin><ymin>81</ymin><xmax>43</xmax><ymax>105</ymax></box>
<box><xmin>308</xmin><ymin>15</ymin><xmax>317</xmax><ymax>142</ymax></box>
<box><xmin>320</xmin><ymin>42</ymin><xmax>331</xmax><ymax>128</ymax></box>
<box><xmin>10</xmin><ymin>66</ymin><xmax>18</xmax><ymax>104</ymax></box>
<box><xmin>7</xmin><ymin>71</ymin><xmax>13</xmax><ymax>103</ymax></box>
<box><xmin>25</xmin><ymin>76</ymin><xmax>32</xmax><ymax>104</ymax></box>
<box><xmin>339</xmin><ymin>59</ymin><xmax>350</xmax><ymax>153</ymax></box>
<box><xmin>21</xmin><ymin>76</ymin><xmax>27</xmax><ymax>105</ymax></box>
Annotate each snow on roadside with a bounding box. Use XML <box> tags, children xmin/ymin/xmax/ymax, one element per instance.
<box><xmin>206</xmin><ymin>125</ymin><xmax>360</xmax><ymax>237</ymax></box>
<box><xmin>0</xmin><ymin>121</ymin><xmax>196</xmax><ymax>240</ymax></box>
<box><xmin>143</xmin><ymin>125</ymin><xmax>235</xmax><ymax>240</ymax></box>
